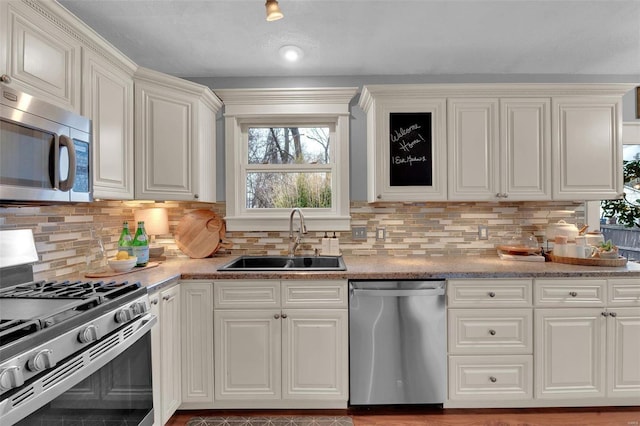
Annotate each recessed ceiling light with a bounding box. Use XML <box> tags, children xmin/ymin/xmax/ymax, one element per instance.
<box><xmin>279</xmin><ymin>45</ymin><xmax>304</xmax><ymax>62</ymax></box>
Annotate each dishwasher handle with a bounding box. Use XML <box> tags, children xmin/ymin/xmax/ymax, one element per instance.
<box><xmin>351</xmin><ymin>287</ymin><xmax>445</xmax><ymax>297</ymax></box>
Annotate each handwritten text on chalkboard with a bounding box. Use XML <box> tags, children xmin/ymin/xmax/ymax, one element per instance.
<box><xmin>389</xmin><ymin>113</ymin><xmax>433</xmax><ymax>187</ymax></box>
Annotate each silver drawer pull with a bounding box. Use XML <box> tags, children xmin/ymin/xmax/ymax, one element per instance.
<box><xmin>489</xmin><ymin>329</ymin><xmax>496</xmax><ymax>336</ymax></box>
<box><xmin>569</xmin><ymin>291</ymin><xmax>578</xmax><ymax>297</ymax></box>
<box><xmin>609</xmin><ymin>312</ymin><xmax>617</xmax><ymax>317</ymax></box>
<box><xmin>489</xmin><ymin>376</ymin><xmax>497</xmax><ymax>383</ymax></box>
<box><xmin>488</xmin><ymin>292</ymin><xmax>496</xmax><ymax>298</ymax></box>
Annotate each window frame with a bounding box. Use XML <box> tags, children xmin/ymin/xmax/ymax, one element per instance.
<box><xmin>217</xmin><ymin>87</ymin><xmax>357</xmax><ymax>231</ymax></box>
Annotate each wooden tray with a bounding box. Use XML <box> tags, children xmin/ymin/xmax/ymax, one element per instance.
<box><xmin>550</xmin><ymin>254</ymin><xmax>627</xmax><ymax>267</ymax></box>
<box><xmin>84</xmin><ymin>262</ymin><xmax>161</xmax><ymax>278</ymax></box>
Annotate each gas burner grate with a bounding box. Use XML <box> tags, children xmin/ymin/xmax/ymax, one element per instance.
<box><xmin>0</xmin><ymin>280</ymin><xmax>141</xmax><ymax>301</ymax></box>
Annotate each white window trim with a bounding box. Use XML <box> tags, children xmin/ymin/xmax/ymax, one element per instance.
<box><xmin>216</xmin><ymin>87</ymin><xmax>358</xmax><ymax>231</ymax></box>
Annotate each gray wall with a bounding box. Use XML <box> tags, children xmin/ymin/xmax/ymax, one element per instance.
<box><xmin>188</xmin><ymin>75</ymin><xmax>639</xmax><ymax>202</ymax></box>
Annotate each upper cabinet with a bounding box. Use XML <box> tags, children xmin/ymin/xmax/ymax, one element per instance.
<box><xmin>0</xmin><ymin>1</ymin><xmax>81</xmax><ymax>112</ymax></box>
<box><xmin>82</xmin><ymin>48</ymin><xmax>136</xmax><ymax>200</ymax></box>
<box><xmin>552</xmin><ymin>96</ymin><xmax>622</xmax><ymax>200</ymax></box>
<box><xmin>134</xmin><ymin>67</ymin><xmax>222</xmax><ymax>202</ymax></box>
<box><xmin>448</xmin><ymin>97</ymin><xmax>551</xmax><ymax>201</ymax></box>
<box><xmin>360</xmin><ymin>84</ymin><xmax>634</xmax><ymax>203</ymax></box>
<box><xmin>359</xmin><ymin>86</ymin><xmax>447</xmax><ymax>202</ymax></box>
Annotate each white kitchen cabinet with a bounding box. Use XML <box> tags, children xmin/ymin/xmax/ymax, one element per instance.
<box><xmin>134</xmin><ymin>67</ymin><xmax>222</xmax><ymax>202</ymax></box>
<box><xmin>180</xmin><ymin>281</ymin><xmax>214</xmax><ymax>407</ymax></box>
<box><xmin>358</xmin><ymin>86</ymin><xmax>447</xmax><ymax>202</ymax></box>
<box><xmin>82</xmin><ymin>48</ymin><xmax>135</xmax><ymax>199</ymax></box>
<box><xmin>150</xmin><ymin>283</ymin><xmax>182</xmax><ymax>426</ymax></box>
<box><xmin>446</xmin><ymin>279</ymin><xmax>534</xmax><ymax>407</ymax></box>
<box><xmin>552</xmin><ymin>96</ymin><xmax>623</xmax><ymax>200</ymax></box>
<box><xmin>448</xmin><ymin>98</ymin><xmax>551</xmax><ymax>200</ymax></box>
<box><xmin>213</xmin><ymin>280</ymin><xmax>348</xmax><ymax>409</ymax></box>
<box><xmin>0</xmin><ymin>1</ymin><xmax>81</xmax><ymax>112</ymax></box>
<box><xmin>534</xmin><ymin>278</ymin><xmax>640</xmax><ymax>404</ymax></box>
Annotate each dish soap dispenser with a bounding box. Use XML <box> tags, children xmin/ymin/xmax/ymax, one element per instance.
<box><xmin>330</xmin><ymin>231</ymin><xmax>340</xmax><ymax>255</ymax></box>
<box><xmin>321</xmin><ymin>232</ymin><xmax>331</xmax><ymax>255</ymax></box>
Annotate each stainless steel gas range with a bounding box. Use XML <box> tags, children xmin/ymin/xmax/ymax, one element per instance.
<box><xmin>0</xmin><ymin>230</ymin><xmax>156</xmax><ymax>426</ymax></box>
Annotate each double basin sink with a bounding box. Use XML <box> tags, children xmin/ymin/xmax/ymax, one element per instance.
<box><xmin>218</xmin><ymin>255</ymin><xmax>346</xmax><ymax>271</ymax></box>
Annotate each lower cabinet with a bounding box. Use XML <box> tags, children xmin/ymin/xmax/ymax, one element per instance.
<box><xmin>446</xmin><ymin>279</ymin><xmax>534</xmax><ymax>407</ymax></box>
<box><xmin>150</xmin><ymin>282</ymin><xmax>182</xmax><ymax>426</ymax></box>
<box><xmin>534</xmin><ymin>278</ymin><xmax>640</xmax><ymax>404</ymax></box>
<box><xmin>213</xmin><ymin>280</ymin><xmax>349</xmax><ymax>408</ymax></box>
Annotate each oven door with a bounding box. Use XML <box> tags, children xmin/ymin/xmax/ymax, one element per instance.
<box><xmin>1</xmin><ymin>314</ymin><xmax>156</xmax><ymax>426</ymax></box>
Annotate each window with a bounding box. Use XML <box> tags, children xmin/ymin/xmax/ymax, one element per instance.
<box><xmin>217</xmin><ymin>88</ymin><xmax>357</xmax><ymax>231</ymax></box>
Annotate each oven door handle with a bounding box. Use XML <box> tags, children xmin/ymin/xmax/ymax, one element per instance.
<box><xmin>0</xmin><ymin>314</ymin><xmax>157</xmax><ymax>426</ymax></box>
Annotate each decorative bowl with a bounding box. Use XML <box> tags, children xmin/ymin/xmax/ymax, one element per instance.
<box><xmin>108</xmin><ymin>256</ymin><xmax>137</xmax><ymax>272</ymax></box>
<box><xmin>597</xmin><ymin>250</ymin><xmax>619</xmax><ymax>259</ymax></box>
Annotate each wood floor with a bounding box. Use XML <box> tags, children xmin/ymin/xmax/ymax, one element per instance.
<box><xmin>168</xmin><ymin>407</ymin><xmax>640</xmax><ymax>426</ymax></box>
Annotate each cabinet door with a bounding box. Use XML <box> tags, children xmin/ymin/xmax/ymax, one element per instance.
<box><xmin>2</xmin><ymin>2</ymin><xmax>80</xmax><ymax>111</ymax></box>
<box><xmin>535</xmin><ymin>308</ymin><xmax>606</xmax><ymax>400</ymax></box>
<box><xmin>181</xmin><ymin>282</ymin><xmax>214</xmax><ymax>406</ymax></box>
<box><xmin>500</xmin><ymin>98</ymin><xmax>551</xmax><ymax>200</ymax></box>
<box><xmin>159</xmin><ymin>285</ymin><xmax>181</xmax><ymax>424</ymax></box>
<box><xmin>448</xmin><ymin>98</ymin><xmax>499</xmax><ymax>200</ymax></box>
<box><xmin>281</xmin><ymin>309</ymin><xmax>348</xmax><ymax>401</ymax></box>
<box><xmin>607</xmin><ymin>307</ymin><xmax>640</xmax><ymax>398</ymax></box>
<box><xmin>552</xmin><ymin>96</ymin><xmax>622</xmax><ymax>200</ymax></box>
<box><xmin>135</xmin><ymin>79</ymin><xmax>197</xmax><ymax>201</ymax></box>
<box><xmin>82</xmin><ymin>48</ymin><xmax>134</xmax><ymax>199</ymax></box>
<box><xmin>214</xmin><ymin>310</ymin><xmax>281</xmax><ymax>400</ymax></box>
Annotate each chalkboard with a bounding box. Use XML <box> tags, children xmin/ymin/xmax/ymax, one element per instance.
<box><xmin>389</xmin><ymin>112</ymin><xmax>432</xmax><ymax>187</ymax></box>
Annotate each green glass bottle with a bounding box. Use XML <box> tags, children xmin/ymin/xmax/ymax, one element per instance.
<box><xmin>132</xmin><ymin>221</ymin><xmax>149</xmax><ymax>266</ymax></box>
<box><xmin>117</xmin><ymin>221</ymin><xmax>133</xmax><ymax>256</ymax></box>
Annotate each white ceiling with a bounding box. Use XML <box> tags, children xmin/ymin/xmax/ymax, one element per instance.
<box><xmin>58</xmin><ymin>0</ymin><xmax>640</xmax><ymax>79</ymax></box>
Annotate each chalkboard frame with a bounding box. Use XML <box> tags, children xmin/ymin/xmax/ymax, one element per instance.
<box><xmin>388</xmin><ymin>112</ymin><xmax>433</xmax><ymax>187</ymax></box>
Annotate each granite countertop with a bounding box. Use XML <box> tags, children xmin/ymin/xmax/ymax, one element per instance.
<box><xmin>99</xmin><ymin>254</ymin><xmax>640</xmax><ymax>292</ymax></box>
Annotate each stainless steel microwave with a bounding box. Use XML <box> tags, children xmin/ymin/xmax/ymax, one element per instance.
<box><xmin>0</xmin><ymin>86</ymin><xmax>92</xmax><ymax>203</ymax></box>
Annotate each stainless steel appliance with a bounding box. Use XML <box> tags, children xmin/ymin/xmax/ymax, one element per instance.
<box><xmin>0</xmin><ymin>85</ymin><xmax>92</xmax><ymax>203</ymax></box>
<box><xmin>0</xmin><ymin>231</ymin><xmax>155</xmax><ymax>426</ymax></box>
<box><xmin>349</xmin><ymin>280</ymin><xmax>446</xmax><ymax>405</ymax></box>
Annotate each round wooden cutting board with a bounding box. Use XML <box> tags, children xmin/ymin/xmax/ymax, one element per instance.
<box><xmin>175</xmin><ymin>210</ymin><xmax>232</xmax><ymax>258</ymax></box>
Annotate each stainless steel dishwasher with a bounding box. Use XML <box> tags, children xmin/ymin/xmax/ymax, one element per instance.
<box><xmin>349</xmin><ymin>280</ymin><xmax>446</xmax><ymax>405</ymax></box>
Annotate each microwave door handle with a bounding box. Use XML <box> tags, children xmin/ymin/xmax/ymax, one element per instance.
<box><xmin>58</xmin><ymin>135</ymin><xmax>76</xmax><ymax>192</ymax></box>
<box><xmin>49</xmin><ymin>134</ymin><xmax>60</xmax><ymax>190</ymax></box>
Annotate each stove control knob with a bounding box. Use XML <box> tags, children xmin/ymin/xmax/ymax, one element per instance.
<box><xmin>78</xmin><ymin>324</ymin><xmax>100</xmax><ymax>343</ymax></box>
<box><xmin>27</xmin><ymin>349</ymin><xmax>54</xmax><ymax>372</ymax></box>
<box><xmin>114</xmin><ymin>308</ymin><xmax>134</xmax><ymax>323</ymax></box>
<box><xmin>0</xmin><ymin>366</ymin><xmax>24</xmax><ymax>391</ymax></box>
<box><xmin>130</xmin><ymin>301</ymin><xmax>148</xmax><ymax>316</ymax></box>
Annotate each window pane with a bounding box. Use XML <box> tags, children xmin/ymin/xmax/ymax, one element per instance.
<box><xmin>246</xmin><ymin>172</ymin><xmax>332</xmax><ymax>208</ymax></box>
<box><xmin>248</xmin><ymin>127</ymin><xmax>330</xmax><ymax>165</ymax></box>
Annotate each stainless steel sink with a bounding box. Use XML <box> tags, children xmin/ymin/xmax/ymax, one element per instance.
<box><xmin>217</xmin><ymin>255</ymin><xmax>346</xmax><ymax>271</ymax></box>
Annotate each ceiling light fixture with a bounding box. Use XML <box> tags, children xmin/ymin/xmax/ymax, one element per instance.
<box><xmin>265</xmin><ymin>0</ymin><xmax>283</xmax><ymax>21</ymax></box>
<box><xmin>279</xmin><ymin>45</ymin><xmax>304</xmax><ymax>62</ymax></box>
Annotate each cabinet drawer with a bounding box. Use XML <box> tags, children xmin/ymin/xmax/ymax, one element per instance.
<box><xmin>608</xmin><ymin>278</ymin><xmax>640</xmax><ymax>306</ymax></box>
<box><xmin>282</xmin><ymin>281</ymin><xmax>347</xmax><ymax>308</ymax></box>
<box><xmin>214</xmin><ymin>281</ymin><xmax>280</xmax><ymax>309</ymax></box>
<box><xmin>534</xmin><ymin>279</ymin><xmax>606</xmax><ymax>307</ymax></box>
<box><xmin>448</xmin><ymin>309</ymin><xmax>532</xmax><ymax>354</ymax></box>
<box><xmin>447</xmin><ymin>279</ymin><xmax>532</xmax><ymax>307</ymax></box>
<box><xmin>448</xmin><ymin>355</ymin><xmax>532</xmax><ymax>401</ymax></box>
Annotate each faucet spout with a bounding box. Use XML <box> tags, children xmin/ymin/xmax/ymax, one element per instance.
<box><xmin>288</xmin><ymin>208</ymin><xmax>307</xmax><ymax>256</ymax></box>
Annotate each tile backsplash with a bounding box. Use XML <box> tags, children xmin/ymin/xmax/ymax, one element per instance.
<box><xmin>0</xmin><ymin>200</ymin><xmax>584</xmax><ymax>281</ymax></box>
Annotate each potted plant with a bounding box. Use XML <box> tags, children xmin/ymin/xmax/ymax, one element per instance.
<box><xmin>595</xmin><ymin>239</ymin><xmax>619</xmax><ymax>258</ymax></box>
<box><xmin>600</xmin><ymin>160</ymin><xmax>640</xmax><ymax>228</ymax></box>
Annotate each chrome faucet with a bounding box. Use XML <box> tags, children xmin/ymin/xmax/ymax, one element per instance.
<box><xmin>288</xmin><ymin>208</ymin><xmax>307</xmax><ymax>256</ymax></box>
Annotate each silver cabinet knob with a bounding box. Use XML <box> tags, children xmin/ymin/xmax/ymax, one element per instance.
<box><xmin>0</xmin><ymin>74</ymin><xmax>11</xmax><ymax>84</ymax></box>
<box><xmin>489</xmin><ymin>329</ymin><xmax>496</xmax><ymax>336</ymax></box>
<box><xmin>151</xmin><ymin>298</ymin><xmax>159</xmax><ymax>305</ymax></box>
<box><xmin>281</xmin><ymin>313</ymin><xmax>288</xmax><ymax>319</ymax></box>
<box><xmin>0</xmin><ymin>366</ymin><xmax>23</xmax><ymax>391</ymax></box>
<box><xmin>274</xmin><ymin>314</ymin><xmax>280</xmax><ymax>319</ymax></box>
<box><xmin>194</xmin><ymin>194</ymin><xmax>199</xmax><ymax>199</ymax></box>
<box><xmin>601</xmin><ymin>312</ymin><xmax>608</xmax><ymax>317</ymax></box>
<box><xmin>569</xmin><ymin>291</ymin><xmax>578</xmax><ymax>297</ymax></box>
<box><xmin>27</xmin><ymin>349</ymin><xmax>54</xmax><ymax>372</ymax></box>
<box><xmin>489</xmin><ymin>376</ymin><xmax>497</xmax><ymax>383</ymax></box>
<box><xmin>609</xmin><ymin>312</ymin><xmax>617</xmax><ymax>317</ymax></box>
<box><xmin>488</xmin><ymin>292</ymin><xmax>496</xmax><ymax>298</ymax></box>
<box><xmin>377</xmin><ymin>195</ymin><xmax>382</xmax><ymax>199</ymax></box>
